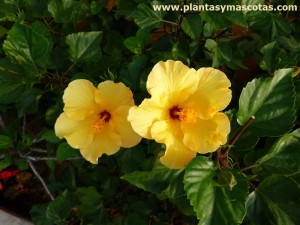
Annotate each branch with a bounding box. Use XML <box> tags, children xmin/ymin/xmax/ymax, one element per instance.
<box><xmin>26</xmin><ymin>159</ymin><xmax>55</xmax><ymax>201</ymax></box>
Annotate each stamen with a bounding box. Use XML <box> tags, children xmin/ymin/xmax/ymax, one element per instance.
<box><xmin>169</xmin><ymin>106</ymin><xmax>197</xmax><ymax>123</ymax></box>
<box><xmin>93</xmin><ymin>111</ymin><xmax>111</xmax><ymax>133</ymax></box>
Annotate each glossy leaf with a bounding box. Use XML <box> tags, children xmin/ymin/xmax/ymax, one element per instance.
<box><xmin>46</xmin><ymin>190</ymin><xmax>77</xmax><ymax>225</ymax></box>
<box><xmin>0</xmin><ymin>71</ymin><xmax>27</xmax><ymax>104</ymax></box>
<box><xmin>184</xmin><ymin>156</ymin><xmax>248</xmax><ymax>225</ymax></box>
<box><xmin>124</xmin><ymin>37</ymin><xmax>144</xmax><ymax>54</ymax></box>
<box><xmin>122</xmin><ymin>166</ymin><xmax>184</xmax><ymax>197</ymax></box>
<box><xmin>201</xmin><ymin>0</ymin><xmax>247</xmax><ymax>29</ymax></box>
<box><xmin>66</xmin><ymin>31</ymin><xmax>102</xmax><ymax>64</ymax></box>
<box><xmin>205</xmin><ymin>39</ymin><xmax>232</xmax><ymax>67</ymax></box>
<box><xmin>256</xmin><ymin>129</ymin><xmax>300</xmax><ymax>175</ymax></box>
<box><xmin>3</xmin><ymin>22</ymin><xmax>51</xmax><ymax>68</ymax></box>
<box><xmin>131</xmin><ymin>3</ymin><xmax>165</xmax><ymax>30</ymax></box>
<box><xmin>48</xmin><ymin>0</ymin><xmax>88</xmax><ymax>23</ymax></box>
<box><xmin>182</xmin><ymin>14</ymin><xmax>203</xmax><ymax>40</ymax></box>
<box><xmin>30</xmin><ymin>204</ymin><xmax>54</xmax><ymax>225</ymax></box>
<box><xmin>237</xmin><ymin>68</ymin><xmax>295</xmax><ymax>136</ymax></box>
<box><xmin>246</xmin><ymin>174</ymin><xmax>300</xmax><ymax>225</ymax></box>
<box><xmin>260</xmin><ymin>41</ymin><xmax>281</xmax><ymax>72</ymax></box>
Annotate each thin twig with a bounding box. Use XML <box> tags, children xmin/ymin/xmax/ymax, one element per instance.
<box><xmin>26</xmin><ymin>159</ymin><xmax>55</xmax><ymax>201</ymax></box>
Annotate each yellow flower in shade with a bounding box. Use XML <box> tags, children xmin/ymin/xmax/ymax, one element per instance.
<box><xmin>128</xmin><ymin>60</ymin><xmax>231</xmax><ymax>169</ymax></box>
<box><xmin>54</xmin><ymin>79</ymin><xmax>142</xmax><ymax>164</ymax></box>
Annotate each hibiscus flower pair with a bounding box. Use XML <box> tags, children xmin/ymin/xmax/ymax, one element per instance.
<box><xmin>55</xmin><ymin>60</ymin><xmax>231</xmax><ymax>169</ymax></box>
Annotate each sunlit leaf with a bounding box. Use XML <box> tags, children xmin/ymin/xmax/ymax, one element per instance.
<box><xmin>184</xmin><ymin>156</ymin><xmax>248</xmax><ymax>225</ymax></box>
<box><xmin>237</xmin><ymin>68</ymin><xmax>296</xmax><ymax>136</ymax></box>
<box><xmin>131</xmin><ymin>3</ymin><xmax>165</xmax><ymax>30</ymax></box>
<box><xmin>3</xmin><ymin>22</ymin><xmax>51</xmax><ymax>68</ymax></box>
<box><xmin>66</xmin><ymin>31</ymin><xmax>102</xmax><ymax>64</ymax></box>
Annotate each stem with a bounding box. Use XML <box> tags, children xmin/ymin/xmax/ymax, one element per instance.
<box><xmin>219</xmin><ymin>116</ymin><xmax>255</xmax><ymax>167</ymax></box>
<box><xmin>240</xmin><ymin>163</ymin><xmax>260</xmax><ymax>172</ymax></box>
<box><xmin>225</xmin><ymin>116</ymin><xmax>255</xmax><ymax>156</ymax></box>
<box><xmin>26</xmin><ymin>159</ymin><xmax>55</xmax><ymax>201</ymax></box>
<box><xmin>161</xmin><ymin>19</ymin><xmax>178</xmax><ymax>26</ymax></box>
<box><xmin>63</xmin><ymin>63</ymin><xmax>75</xmax><ymax>76</ymax></box>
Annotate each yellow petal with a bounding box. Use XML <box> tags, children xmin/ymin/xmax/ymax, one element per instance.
<box><xmin>54</xmin><ymin>113</ymin><xmax>95</xmax><ymax>149</ymax></box>
<box><xmin>213</xmin><ymin>112</ymin><xmax>231</xmax><ymax>144</ymax></box>
<box><xmin>181</xmin><ymin>112</ymin><xmax>230</xmax><ymax>153</ymax></box>
<box><xmin>110</xmin><ymin>106</ymin><xmax>142</xmax><ymax>147</ymax></box>
<box><xmin>79</xmin><ymin>125</ymin><xmax>122</xmax><ymax>164</ymax></box>
<box><xmin>128</xmin><ymin>97</ymin><xmax>167</xmax><ymax>139</ymax></box>
<box><xmin>95</xmin><ymin>81</ymin><xmax>134</xmax><ymax>112</ymax></box>
<box><xmin>63</xmin><ymin>79</ymin><xmax>98</xmax><ymax>120</ymax></box>
<box><xmin>147</xmin><ymin>60</ymin><xmax>198</xmax><ymax>101</ymax></box>
<box><xmin>196</xmin><ymin>68</ymin><xmax>231</xmax><ymax>114</ymax></box>
<box><xmin>151</xmin><ymin>120</ymin><xmax>196</xmax><ymax>169</ymax></box>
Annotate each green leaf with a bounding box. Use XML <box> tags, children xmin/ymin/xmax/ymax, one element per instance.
<box><xmin>3</xmin><ymin>22</ymin><xmax>51</xmax><ymax>68</ymax></box>
<box><xmin>30</xmin><ymin>204</ymin><xmax>54</xmax><ymax>225</ymax></box>
<box><xmin>246</xmin><ymin>174</ymin><xmax>300</xmax><ymax>225</ymax></box>
<box><xmin>48</xmin><ymin>0</ymin><xmax>88</xmax><ymax>23</ymax></box>
<box><xmin>260</xmin><ymin>41</ymin><xmax>281</xmax><ymax>72</ymax></box>
<box><xmin>56</xmin><ymin>142</ymin><xmax>80</xmax><ymax>162</ymax></box>
<box><xmin>172</xmin><ymin>41</ymin><xmax>190</xmax><ymax>66</ymax></box>
<box><xmin>0</xmin><ymin>135</ymin><xmax>12</xmax><ymax>149</ymax></box>
<box><xmin>46</xmin><ymin>190</ymin><xmax>77</xmax><ymax>225</ymax></box>
<box><xmin>184</xmin><ymin>156</ymin><xmax>248</xmax><ymax>225</ymax></box>
<box><xmin>41</xmin><ymin>129</ymin><xmax>61</xmax><ymax>144</ymax></box>
<box><xmin>237</xmin><ymin>68</ymin><xmax>295</xmax><ymax>136</ymax></box>
<box><xmin>119</xmin><ymin>55</ymin><xmax>147</xmax><ymax>90</ymax></box>
<box><xmin>0</xmin><ymin>71</ymin><xmax>27</xmax><ymax>104</ymax></box>
<box><xmin>205</xmin><ymin>39</ymin><xmax>232</xmax><ymax>67</ymax></box>
<box><xmin>116</xmin><ymin>146</ymin><xmax>146</xmax><ymax>173</ymax></box>
<box><xmin>122</xmin><ymin>166</ymin><xmax>184</xmax><ymax>197</ymax></box>
<box><xmin>77</xmin><ymin>186</ymin><xmax>103</xmax><ymax>220</ymax></box>
<box><xmin>124</xmin><ymin>37</ymin><xmax>144</xmax><ymax>54</ymax></box>
<box><xmin>131</xmin><ymin>3</ymin><xmax>165</xmax><ymax>30</ymax></box>
<box><xmin>16</xmin><ymin>89</ymin><xmax>42</xmax><ymax>116</ymax></box>
<box><xmin>217</xmin><ymin>170</ymin><xmax>237</xmax><ymax>190</ymax></box>
<box><xmin>182</xmin><ymin>14</ymin><xmax>203</xmax><ymax>40</ymax></box>
<box><xmin>256</xmin><ymin>129</ymin><xmax>300</xmax><ymax>175</ymax></box>
<box><xmin>0</xmin><ymin>154</ymin><xmax>13</xmax><ymax>171</ymax></box>
<box><xmin>66</xmin><ymin>31</ymin><xmax>102</xmax><ymax>64</ymax></box>
<box><xmin>201</xmin><ymin>0</ymin><xmax>247</xmax><ymax>29</ymax></box>
<box><xmin>0</xmin><ymin>0</ymin><xmax>22</xmax><ymax>21</ymax></box>
<box><xmin>0</xmin><ymin>25</ymin><xmax>8</xmax><ymax>37</ymax></box>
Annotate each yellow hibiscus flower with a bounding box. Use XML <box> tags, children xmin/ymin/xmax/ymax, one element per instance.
<box><xmin>55</xmin><ymin>79</ymin><xmax>142</xmax><ymax>164</ymax></box>
<box><xmin>128</xmin><ymin>60</ymin><xmax>231</xmax><ymax>169</ymax></box>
